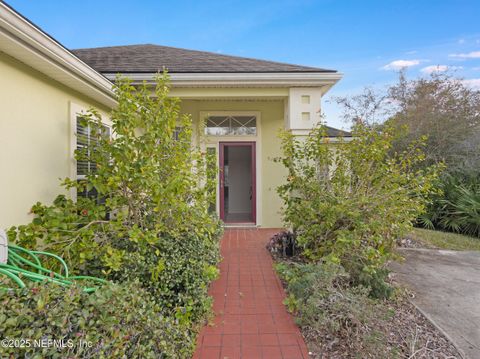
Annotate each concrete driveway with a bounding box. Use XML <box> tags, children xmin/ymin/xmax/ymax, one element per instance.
<box><xmin>391</xmin><ymin>248</ymin><xmax>480</xmax><ymax>359</ymax></box>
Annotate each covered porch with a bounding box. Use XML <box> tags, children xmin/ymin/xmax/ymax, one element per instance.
<box><xmin>175</xmin><ymin>84</ymin><xmax>335</xmax><ymax>228</ymax></box>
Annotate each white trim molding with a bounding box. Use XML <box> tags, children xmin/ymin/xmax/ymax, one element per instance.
<box><xmin>103</xmin><ymin>72</ymin><xmax>343</xmax><ymax>92</ymax></box>
<box><xmin>69</xmin><ymin>102</ymin><xmax>86</xmax><ymax>201</ymax></box>
<box><xmin>289</xmin><ymin>128</ymin><xmax>354</xmax><ymax>142</ymax></box>
<box><xmin>0</xmin><ymin>2</ymin><xmax>116</xmax><ymax>108</ymax></box>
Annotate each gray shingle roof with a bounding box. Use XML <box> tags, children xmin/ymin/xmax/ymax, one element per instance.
<box><xmin>325</xmin><ymin>126</ymin><xmax>351</xmax><ymax>137</ymax></box>
<box><xmin>72</xmin><ymin>44</ymin><xmax>336</xmax><ymax>74</ymax></box>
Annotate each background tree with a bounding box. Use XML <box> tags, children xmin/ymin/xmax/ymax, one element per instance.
<box><xmin>335</xmin><ymin>71</ymin><xmax>480</xmax><ymax>171</ymax></box>
<box><xmin>388</xmin><ymin>71</ymin><xmax>480</xmax><ymax>171</ymax></box>
<box><xmin>334</xmin><ymin>71</ymin><xmax>480</xmax><ymax>236</ymax></box>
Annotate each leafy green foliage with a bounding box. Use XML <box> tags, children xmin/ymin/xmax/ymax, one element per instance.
<box><xmin>419</xmin><ymin>172</ymin><xmax>480</xmax><ymax>237</ymax></box>
<box><xmin>0</xmin><ymin>281</ymin><xmax>193</xmax><ymax>358</ymax></box>
<box><xmin>276</xmin><ymin>123</ymin><xmax>440</xmax><ymax>297</ymax></box>
<box><xmin>110</xmin><ymin>230</ymin><xmax>221</xmax><ymax>322</ymax></box>
<box><xmin>7</xmin><ymin>195</ymin><xmax>106</xmax><ymax>273</ymax></box>
<box><xmin>6</xmin><ymin>74</ymin><xmax>222</xmax><ymax>354</ymax></box>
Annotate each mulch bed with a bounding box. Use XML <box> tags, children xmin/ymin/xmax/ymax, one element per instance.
<box><xmin>268</xmin><ymin>232</ymin><xmax>462</xmax><ymax>358</ymax></box>
<box><xmin>300</xmin><ymin>285</ymin><xmax>462</xmax><ymax>359</ymax></box>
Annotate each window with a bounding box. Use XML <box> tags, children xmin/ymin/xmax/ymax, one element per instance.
<box><xmin>301</xmin><ymin>95</ymin><xmax>310</xmax><ymax>104</ymax></box>
<box><xmin>76</xmin><ymin>117</ymin><xmax>110</xmax><ymax>200</ymax></box>
<box><xmin>76</xmin><ymin>120</ymin><xmax>92</xmax><ymax>179</ymax></box>
<box><xmin>205</xmin><ymin>115</ymin><xmax>257</xmax><ymax>136</ymax></box>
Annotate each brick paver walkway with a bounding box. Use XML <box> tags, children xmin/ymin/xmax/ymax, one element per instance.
<box><xmin>193</xmin><ymin>228</ymin><xmax>310</xmax><ymax>359</ymax></box>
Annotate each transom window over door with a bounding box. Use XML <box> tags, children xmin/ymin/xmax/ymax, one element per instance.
<box><xmin>205</xmin><ymin>115</ymin><xmax>257</xmax><ymax>136</ymax></box>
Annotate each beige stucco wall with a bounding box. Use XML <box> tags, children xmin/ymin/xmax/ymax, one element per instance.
<box><xmin>0</xmin><ymin>52</ymin><xmax>110</xmax><ymax>229</ymax></box>
<box><xmin>180</xmin><ymin>99</ymin><xmax>287</xmax><ymax>228</ymax></box>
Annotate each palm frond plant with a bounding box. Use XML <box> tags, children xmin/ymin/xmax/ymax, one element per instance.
<box><xmin>421</xmin><ymin>172</ymin><xmax>480</xmax><ymax>237</ymax></box>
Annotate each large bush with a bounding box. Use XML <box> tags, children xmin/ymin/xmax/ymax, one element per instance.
<box><xmin>276</xmin><ymin>123</ymin><xmax>439</xmax><ymax>296</ymax></box>
<box><xmin>10</xmin><ymin>74</ymin><xmax>220</xmax><ymax>260</ymax></box>
<box><xmin>6</xmin><ymin>74</ymin><xmax>222</xmax><ymax>355</ymax></box>
<box><xmin>0</xmin><ymin>281</ymin><xmax>193</xmax><ymax>359</ymax></box>
<box><xmin>111</xmin><ymin>230</ymin><xmax>221</xmax><ymax>323</ymax></box>
<box><xmin>9</xmin><ymin>194</ymin><xmax>221</xmax><ymax>323</ymax></box>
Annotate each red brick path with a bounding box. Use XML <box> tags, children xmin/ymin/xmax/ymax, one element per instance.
<box><xmin>193</xmin><ymin>228</ymin><xmax>310</xmax><ymax>359</ymax></box>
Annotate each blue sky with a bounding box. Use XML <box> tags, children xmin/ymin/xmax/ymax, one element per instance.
<box><xmin>7</xmin><ymin>0</ymin><xmax>480</xmax><ymax>129</ymax></box>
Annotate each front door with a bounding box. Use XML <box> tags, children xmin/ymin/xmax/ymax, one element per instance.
<box><xmin>219</xmin><ymin>142</ymin><xmax>256</xmax><ymax>224</ymax></box>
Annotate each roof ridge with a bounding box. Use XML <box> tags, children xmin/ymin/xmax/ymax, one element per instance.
<box><xmin>72</xmin><ymin>43</ymin><xmax>154</xmax><ymax>51</ymax></box>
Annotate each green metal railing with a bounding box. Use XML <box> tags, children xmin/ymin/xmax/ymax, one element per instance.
<box><xmin>0</xmin><ymin>244</ymin><xmax>107</xmax><ymax>293</ymax></box>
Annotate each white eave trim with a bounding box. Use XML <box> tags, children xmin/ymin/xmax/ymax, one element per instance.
<box><xmin>103</xmin><ymin>72</ymin><xmax>343</xmax><ymax>89</ymax></box>
<box><xmin>0</xmin><ymin>3</ymin><xmax>116</xmax><ymax>108</ymax></box>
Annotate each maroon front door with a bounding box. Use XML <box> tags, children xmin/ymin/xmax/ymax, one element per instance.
<box><xmin>219</xmin><ymin>142</ymin><xmax>256</xmax><ymax>224</ymax></box>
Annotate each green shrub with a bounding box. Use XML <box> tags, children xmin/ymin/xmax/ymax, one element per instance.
<box><xmin>9</xmin><ymin>74</ymin><xmax>220</xmax><ymax>272</ymax></box>
<box><xmin>419</xmin><ymin>172</ymin><xmax>480</xmax><ymax>237</ymax></box>
<box><xmin>7</xmin><ymin>195</ymin><xmax>107</xmax><ymax>273</ymax></box>
<box><xmin>111</xmin><ymin>230</ymin><xmax>221</xmax><ymax>323</ymax></box>
<box><xmin>5</xmin><ymin>74</ymin><xmax>222</xmax><ymax>353</ymax></box>
<box><xmin>276</xmin><ymin>123</ymin><xmax>440</xmax><ymax>297</ymax></box>
<box><xmin>8</xmin><ymin>197</ymin><xmax>221</xmax><ymax>323</ymax></box>
<box><xmin>0</xmin><ymin>281</ymin><xmax>193</xmax><ymax>359</ymax></box>
<box><xmin>8</xmin><ymin>195</ymin><xmax>221</xmax><ymax>323</ymax></box>
<box><xmin>276</xmin><ymin>262</ymin><xmax>397</xmax><ymax>358</ymax></box>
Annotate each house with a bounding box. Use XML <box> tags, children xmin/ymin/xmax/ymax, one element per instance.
<box><xmin>0</xmin><ymin>2</ymin><xmax>346</xmax><ymax>230</ymax></box>
<box><xmin>0</xmin><ymin>2</ymin><xmax>116</xmax><ymax>229</ymax></box>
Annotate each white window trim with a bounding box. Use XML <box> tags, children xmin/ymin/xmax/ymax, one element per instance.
<box><xmin>200</xmin><ymin>111</ymin><xmax>261</xmax><ymax>140</ymax></box>
<box><xmin>204</xmin><ymin>113</ymin><xmax>258</xmax><ymax>137</ymax></box>
<box><xmin>69</xmin><ymin>102</ymin><xmax>111</xmax><ymax>201</ymax></box>
<box><xmin>199</xmin><ymin>111</ymin><xmax>262</xmax><ymax>227</ymax></box>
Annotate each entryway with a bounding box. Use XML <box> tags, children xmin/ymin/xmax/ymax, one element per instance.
<box><xmin>219</xmin><ymin>142</ymin><xmax>256</xmax><ymax>224</ymax></box>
